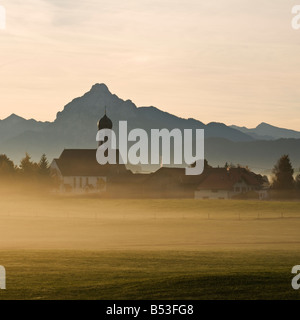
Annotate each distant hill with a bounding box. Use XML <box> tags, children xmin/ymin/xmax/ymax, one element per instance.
<box><xmin>231</xmin><ymin>123</ymin><xmax>300</xmax><ymax>140</ymax></box>
<box><xmin>0</xmin><ymin>83</ymin><xmax>299</xmax><ymax>172</ymax></box>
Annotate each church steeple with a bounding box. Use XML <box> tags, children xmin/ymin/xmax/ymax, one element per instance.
<box><xmin>97</xmin><ymin>107</ymin><xmax>113</xmax><ymax>148</ymax></box>
<box><xmin>97</xmin><ymin>106</ymin><xmax>112</xmax><ymax>130</ymax></box>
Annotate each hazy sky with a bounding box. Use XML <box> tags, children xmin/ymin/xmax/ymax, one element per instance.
<box><xmin>0</xmin><ymin>0</ymin><xmax>300</xmax><ymax>129</ymax></box>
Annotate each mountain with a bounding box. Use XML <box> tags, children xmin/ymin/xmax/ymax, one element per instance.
<box><xmin>0</xmin><ymin>83</ymin><xmax>252</xmax><ymax>162</ymax></box>
<box><xmin>51</xmin><ymin>83</ymin><xmax>253</xmax><ymax>142</ymax></box>
<box><xmin>0</xmin><ymin>114</ymin><xmax>49</xmax><ymax>144</ymax></box>
<box><xmin>0</xmin><ymin>83</ymin><xmax>299</xmax><ymax>172</ymax></box>
<box><xmin>231</xmin><ymin>123</ymin><xmax>300</xmax><ymax>140</ymax></box>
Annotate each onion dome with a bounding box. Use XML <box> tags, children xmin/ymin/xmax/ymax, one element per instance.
<box><xmin>97</xmin><ymin>107</ymin><xmax>112</xmax><ymax>130</ymax></box>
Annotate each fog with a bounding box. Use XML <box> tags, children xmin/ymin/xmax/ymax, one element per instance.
<box><xmin>1</xmin><ymin>187</ymin><xmax>300</xmax><ymax>252</ymax></box>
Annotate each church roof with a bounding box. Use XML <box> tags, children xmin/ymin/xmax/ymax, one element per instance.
<box><xmin>52</xmin><ymin>149</ymin><xmax>128</xmax><ymax>177</ymax></box>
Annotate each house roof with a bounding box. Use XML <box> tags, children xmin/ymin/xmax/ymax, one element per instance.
<box><xmin>196</xmin><ymin>167</ymin><xmax>263</xmax><ymax>190</ymax></box>
<box><xmin>52</xmin><ymin>149</ymin><xmax>128</xmax><ymax>177</ymax></box>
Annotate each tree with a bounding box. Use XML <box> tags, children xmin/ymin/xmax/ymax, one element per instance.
<box><xmin>38</xmin><ymin>154</ymin><xmax>50</xmax><ymax>176</ymax></box>
<box><xmin>0</xmin><ymin>154</ymin><xmax>15</xmax><ymax>176</ymax></box>
<box><xmin>272</xmin><ymin>155</ymin><xmax>295</xmax><ymax>190</ymax></box>
<box><xmin>19</xmin><ymin>153</ymin><xmax>38</xmax><ymax>177</ymax></box>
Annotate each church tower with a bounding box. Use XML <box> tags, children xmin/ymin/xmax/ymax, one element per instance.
<box><xmin>97</xmin><ymin>107</ymin><xmax>112</xmax><ymax>147</ymax></box>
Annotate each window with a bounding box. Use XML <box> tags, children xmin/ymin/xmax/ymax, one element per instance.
<box><xmin>73</xmin><ymin>177</ymin><xmax>76</xmax><ymax>188</ymax></box>
<box><xmin>86</xmin><ymin>177</ymin><xmax>89</xmax><ymax>186</ymax></box>
<box><xmin>79</xmin><ymin>177</ymin><xmax>82</xmax><ymax>188</ymax></box>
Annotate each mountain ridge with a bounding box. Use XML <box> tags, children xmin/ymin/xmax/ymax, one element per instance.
<box><xmin>231</xmin><ymin>122</ymin><xmax>300</xmax><ymax>140</ymax></box>
<box><xmin>0</xmin><ymin>83</ymin><xmax>299</xmax><ymax>172</ymax></box>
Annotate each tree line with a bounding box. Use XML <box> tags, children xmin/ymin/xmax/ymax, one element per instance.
<box><xmin>0</xmin><ymin>153</ymin><xmax>50</xmax><ymax>177</ymax></box>
<box><xmin>0</xmin><ymin>153</ymin><xmax>58</xmax><ymax>191</ymax></box>
<box><xmin>0</xmin><ymin>152</ymin><xmax>299</xmax><ymax>193</ymax></box>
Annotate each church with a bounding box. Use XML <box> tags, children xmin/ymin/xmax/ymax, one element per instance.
<box><xmin>50</xmin><ymin>110</ymin><xmax>132</xmax><ymax>194</ymax></box>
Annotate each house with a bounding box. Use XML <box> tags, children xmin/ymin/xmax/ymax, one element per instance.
<box><xmin>194</xmin><ymin>167</ymin><xmax>267</xmax><ymax>200</ymax></box>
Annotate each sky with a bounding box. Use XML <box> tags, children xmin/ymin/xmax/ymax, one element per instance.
<box><xmin>0</xmin><ymin>0</ymin><xmax>300</xmax><ymax>130</ymax></box>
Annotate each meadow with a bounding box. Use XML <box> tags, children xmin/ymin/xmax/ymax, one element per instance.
<box><xmin>0</xmin><ymin>195</ymin><xmax>300</xmax><ymax>299</ymax></box>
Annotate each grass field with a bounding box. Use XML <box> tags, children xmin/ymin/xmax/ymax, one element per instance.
<box><xmin>1</xmin><ymin>195</ymin><xmax>300</xmax><ymax>299</ymax></box>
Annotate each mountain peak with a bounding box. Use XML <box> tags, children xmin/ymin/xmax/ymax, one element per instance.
<box><xmin>90</xmin><ymin>83</ymin><xmax>110</xmax><ymax>94</ymax></box>
<box><xmin>256</xmin><ymin>122</ymin><xmax>271</xmax><ymax>128</ymax></box>
<box><xmin>2</xmin><ymin>113</ymin><xmax>25</xmax><ymax>122</ymax></box>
